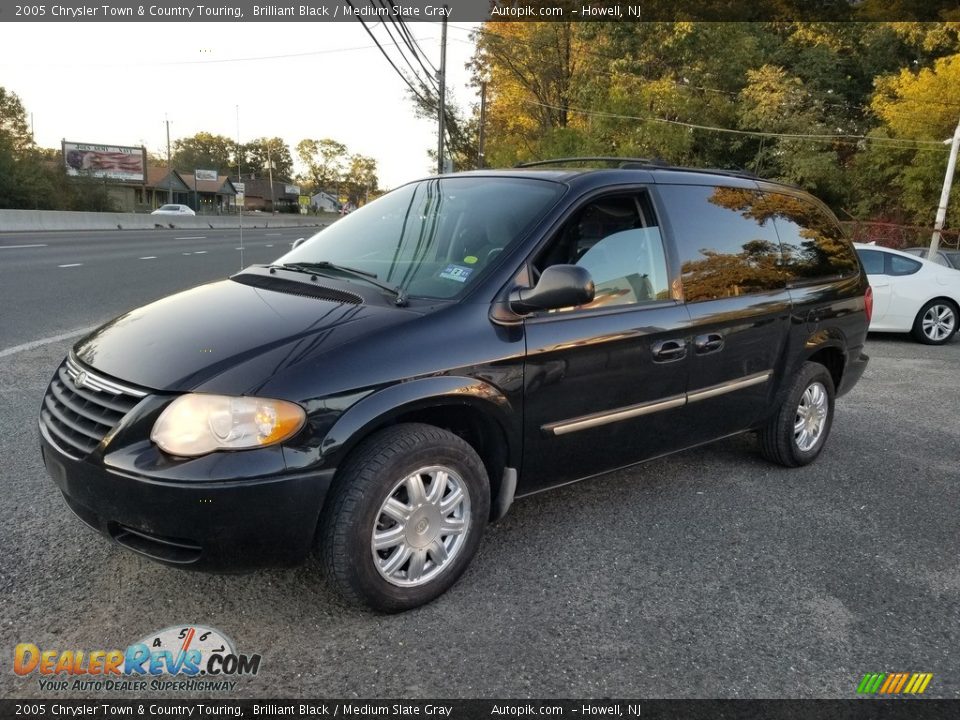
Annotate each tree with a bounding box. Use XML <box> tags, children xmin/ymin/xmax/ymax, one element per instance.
<box><xmin>0</xmin><ymin>86</ymin><xmax>57</xmax><ymax>209</ymax></box>
<box><xmin>867</xmin><ymin>51</ymin><xmax>960</xmax><ymax>226</ymax></box>
<box><xmin>297</xmin><ymin>138</ymin><xmax>347</xmax><ymax>194</ymax></box>
<box><xmin>342</xmin><ymin>154</ymin><xmax>379</xmax><ymax>205</ymax></box>
<box><xmin>172</xmin><ymin>132</ymin><xmax>236</xmax><ymax>175</ymax></box>
<box><xmin>244</xmin><ymin>137</ymin><xmax>294</xmax><ymax>179</ymax></box>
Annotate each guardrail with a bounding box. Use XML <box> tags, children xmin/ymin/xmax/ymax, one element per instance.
<box><xmin>0</xmin><ymin>209</ymin><xmax>340</xmax><ymax>233</ymax></box>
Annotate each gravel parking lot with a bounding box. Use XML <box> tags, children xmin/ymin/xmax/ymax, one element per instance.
<box><xmin>1</xmin><ymin>331</ymin><xmax>957</xmax><ymax>700</ymax></box>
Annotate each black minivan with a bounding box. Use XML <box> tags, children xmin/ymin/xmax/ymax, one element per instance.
<box><xmin>39</xmin><ymin>160</ymin><xmax>870</xmax><ymax>611</ymax></box>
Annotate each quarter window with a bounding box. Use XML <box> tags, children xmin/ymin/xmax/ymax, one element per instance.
<box><xmin>888</xmin><ymin>254</ymin><xmax>921</xmax><ymax>276</ymax></box>
<box><xmin>857</xmin><ymin>249</ymin><xmax>884</xmax><ymax>275</ymax></box>
<box><xmin>656</xmin><ymin>185</ymin><xmax>784</xmax><ymax>302</ymax></box>
<box><xmin>767</xmin><ymin>193</ymin><xmax>859</xmax><ymax>282</ymax></box>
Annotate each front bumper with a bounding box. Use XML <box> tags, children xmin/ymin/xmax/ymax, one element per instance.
<box><xmin>40</xmin><ymin>422</ymin><xmax>335</xmax><ymax>570</ymax></box>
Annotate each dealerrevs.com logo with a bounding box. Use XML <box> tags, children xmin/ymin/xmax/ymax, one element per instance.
<box><xmin>13</xmin><ymin>625</ymin><xmax>261</xmax><ymax>693</ymax></box>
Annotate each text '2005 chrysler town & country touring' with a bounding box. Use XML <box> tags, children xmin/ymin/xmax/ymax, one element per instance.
<box><xmin>39</xmin><ymin>159</ymin><xmax>870</xmax><ymax>611</ymax></box>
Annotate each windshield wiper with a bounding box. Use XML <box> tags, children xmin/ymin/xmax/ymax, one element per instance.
<box><xmin>276</xmin><ymin>261</ymin><xmax>409</xmax><ymax>306</ymax></box>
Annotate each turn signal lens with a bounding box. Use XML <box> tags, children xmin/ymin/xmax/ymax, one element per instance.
<box><xmin>151</xmin><ymin>394</ymin><xmax>306</xmax><ymax>457</ymax></box>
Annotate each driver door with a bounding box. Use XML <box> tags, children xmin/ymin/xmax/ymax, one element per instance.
<box><xmin>520</xmin><ymin>192</ymin><xmax>692</xmax><ymax>494</ymax></box>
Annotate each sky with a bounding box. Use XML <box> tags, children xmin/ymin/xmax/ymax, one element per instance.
<box><xmin>0</xmin><ymin>21</ymin><xmax>479</xmax><ymax>190</ymax></box>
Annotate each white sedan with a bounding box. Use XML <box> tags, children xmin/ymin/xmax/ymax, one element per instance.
<box><xmin>855</xmin><ymin>243</ymin><xmax>960</xmax><ymax>345</ymax></box>
<box><xmin>151</xmin><ymin>204</ymin><xmax>195</xmax><ymax>216</ymax></box>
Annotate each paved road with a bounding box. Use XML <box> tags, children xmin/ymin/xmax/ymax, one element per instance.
<box><xmin>0</xmin><ymin>235</ymin><xmax>957</xmax><ymax>699</ymax></box>
<box><xmin>0</xmin><ymin>227</ymin><xmax>313</xmax><ymax>350</ymax></box>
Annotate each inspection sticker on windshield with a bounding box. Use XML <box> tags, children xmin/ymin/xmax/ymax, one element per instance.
<box><xmin>439</xmin><ymin>264</ymin><xmax>473</xmax><ymax>283</ymax></box>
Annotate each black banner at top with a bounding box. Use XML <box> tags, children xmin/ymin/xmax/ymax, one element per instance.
<box><xmin>1</xmin><ymin>0</ymin><xmax>958</xmax><ymax>22</ymax></box>
<box><xmin>3</xmin><ymin>700</ymin><xmax>960</xmax><ymax>720</ymax></box>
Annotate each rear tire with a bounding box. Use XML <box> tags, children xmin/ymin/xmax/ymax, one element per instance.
<box><xmin>318</xmin><ymin>423</ymin><xmax>489</xmax><ymax>612</ymax></box>
<box><xmin>911</xmin><ymin>299</ymin><xmax>958</xmax><ymax>345</ymax></box>
<box><xmin>759</xmin><ymin>362</ymin><xmax>836</xmax><ymax>468</ymax></box>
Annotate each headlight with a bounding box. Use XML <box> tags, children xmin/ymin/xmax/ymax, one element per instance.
<box><xmin>151</xmin><ymin>394</ymin><xmax>306</xmax><ymax>457</ymax></box>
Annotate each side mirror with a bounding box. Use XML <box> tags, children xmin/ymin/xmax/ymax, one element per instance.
<box><xmin>509</xmin><ymin>265</ymin><xmax>594</xmax><ymax>315</ymax></box>
<box><xmin>291</xmin><ymin>237</ymin><xmax>306</xmax><ymax>250</ymax></box>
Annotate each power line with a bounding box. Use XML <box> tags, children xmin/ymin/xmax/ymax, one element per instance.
<box><xmin>386</xmin><ymin>6</ymin><xmax>440</xmax><ymax>78</ymax></box>
<box><xmin>519</xmin><ymin>98</ymin><xmax>952</xmax><ymax>150</ymax></box>
<box><xmin>372</xmin><ymin>0</ymin><xmax>439</xmax><ymax>92</ymax></box>
<box><xmin>347</xmin><ymin>0</ymin><xmax>433</xmax><ymax>106</ymax></box>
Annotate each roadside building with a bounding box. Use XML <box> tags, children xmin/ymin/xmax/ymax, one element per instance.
<box><xmin>231</xmin><ymin>177</ymin><xmax>301</xmax><ymax>213</ymax></box>
<box><xmin>310</xmin><ymin>191</ymin><xmax>341</xmax><ymax>213</ymax></box>
<box><xmin>179</xmin><ymin>173</ymin><xmax>238</xmax><ymax>214</ymax></box>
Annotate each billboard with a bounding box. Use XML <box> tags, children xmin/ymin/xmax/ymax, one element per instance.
<box><xmin>195</xmin><ymin>169</ymin><xmax>218</xmax><ymax>182</ymax></box>
<box><xmin>63</xmin><ymin>141</ymin><xmax>145</xmax><ymax>182</ymax></box>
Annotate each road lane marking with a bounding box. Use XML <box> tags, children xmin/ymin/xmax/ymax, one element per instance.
<box><xmin>265</xmin><ymin>233</ymin><xmax>283</xmax><ymax>236</ymax></box>
<box><xmin>58</xmin><ymin>263</ymin><xmax>83</xmax><ymax>268</ymax></box>
<box><xmin>0</xmin><ymin>244</ymin><xmax>48</xmax><ymax>249</ymax></box>
<box><xmin>0</xmin><ymin>325</ymin><xmax>100</xmax><ymax>359</ymax></box>
<box><xmin>139</xmin><ymin>256</ymin><xmax>157</xmax><ymax>260</ymax></box>
<box><xmin>193</xmin><ymin>250</ymin><xmax>207</xmax><ymax>254</ymax></box>
<box><xmin>175</xmin><ymin>236</ymin><xmax>207</xmax><ymax>240</ymax></box>
<box><xmin>266</xmin><ymin>244</ymin><xmax>273</xmax><ymax>247</ymax></box>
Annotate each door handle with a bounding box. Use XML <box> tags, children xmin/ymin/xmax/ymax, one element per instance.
<box><xmin>652</xmin><ymin>339</ymin><xmax>687</xmax><ymax>362</ymax></box>
<box><xmin>694</xmin><ymin>333</ymin><xmax>724</xmax><ymax>354</ymax></box>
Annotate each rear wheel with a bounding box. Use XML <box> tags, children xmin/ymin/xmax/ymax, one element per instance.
<box><xmin>911</xmin><ymin>299</ymin><xmax>958</xmax><ymax>345</ymax></box>
<box><xmin>759</xmin><ymin>362</ymin><xmax>836</xmax><ymax>468</ymax></box>
<box><xmin>318</xmin><ymin>423</ymin><xmax>489</xmax><ymax>612</ymax></box>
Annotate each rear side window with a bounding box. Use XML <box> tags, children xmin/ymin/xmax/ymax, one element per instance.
<box><xmin>767</xmin><ymin>193</ymin><xmax>860</xmax><ymax>282</ymax></box>
<box><xmin>857</xmin><ymin>249</ymin><xmax>885</xmax><ymax>275</ymax></box>
<box><xmin>888</xmin><ymin>254</ymin><xmax>922</xmax><ymax>276</ymax></box>
<box><xmin>857</xmin><ymin>249</ymin><xmax>922</xmax><ymax>276</ymax></box>
<box><xmin>656</xmin><ymin>185</ymin><xmax>784</xmax><ymax>303</ymax></box>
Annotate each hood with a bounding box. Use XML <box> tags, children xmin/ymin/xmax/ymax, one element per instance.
<box><xmin>73</xmin><ymin>275</ymin><xmax>414</xmax><ymax>393</ymax></box>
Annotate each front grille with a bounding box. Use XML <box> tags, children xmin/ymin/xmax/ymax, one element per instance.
<box><xmin>41</xmin><ymin>354</ymin><xmax>147</xmax><ymax>458</ymax></box>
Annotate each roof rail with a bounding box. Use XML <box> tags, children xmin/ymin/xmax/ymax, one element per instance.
<box><xmin>696</xmin><ymin>166</ymin><xmax>761</xmax><ymax>180</ymax></box>
<box><xmin>515</xmin><ymin>157</ymin><xmax>670</xmax><ymax>169</ymax></box>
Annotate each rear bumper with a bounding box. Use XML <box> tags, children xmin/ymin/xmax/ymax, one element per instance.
<box><xmin>40</xmin><ymin>422</ymin><xmax>335</xmax><ymax>570</ymax></box>
<box><xmin>838</xmin><ymin>348</ymin><xmax>869</xmax><ymax>397</ymax></box>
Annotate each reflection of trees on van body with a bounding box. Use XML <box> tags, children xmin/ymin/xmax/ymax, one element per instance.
<box><xmin>708</xmin><ymin>187</ymin><xmax>859</xmax><ymax>280</ymax></box>
<box><xmin>680</xmin><ymin>188</ymin><xmax>859</xmax><ymax>301</ymax></box>
<box><xmin>681</xmin><ymin>238</ymin><xmax>785</xmax><ymax>301</ymax></box>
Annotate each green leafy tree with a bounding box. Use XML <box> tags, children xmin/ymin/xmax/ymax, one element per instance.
<box><xmin>244</xmin><ymin>137</ymin><xmax>294</xmax><ymax>179</ymax></box>
<box><xmin>172</xmin><ymin>132</ymin><xmax>237</xmax><ymax>175</ymax></box>
<box><xmin>296</xmin><ymin>138</ymin><xmax>347</xmax><ymax>194</ymax></box>
<box><xmin>342</xmin><ymin>154</ymin><xmax>379</xmax><ymax>205</ymax></box>
<box><xmin>0</xmin><ymin>87</ymin><xmax>57</xmax><ymax>209</ymax></box>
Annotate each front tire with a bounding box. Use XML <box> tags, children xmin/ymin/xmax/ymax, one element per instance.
<box><xmin>911</xmin><ymin>299</ymin><xmax>958</xmax><ymax>345</ymax></box>
<box><xmin>318</xmin><ymin>423</ymin><xmax>490</xmax><ymax>612</ymax></box>
<box><xmin>759</xmin><ymin>362</ymin><xmax>836</xmax><ymax>468</ymax></box>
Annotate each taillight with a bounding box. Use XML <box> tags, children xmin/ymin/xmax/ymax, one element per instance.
<box><xmin>864</xmin><ymin>285</ymin><xmax>873</xmax><ymax>323</ymax></box>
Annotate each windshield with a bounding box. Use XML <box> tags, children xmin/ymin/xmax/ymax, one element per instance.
<box><xmin>276</xmin><ymin>176</ymin><xmax>564</xmax><ymax>300</ymax></box>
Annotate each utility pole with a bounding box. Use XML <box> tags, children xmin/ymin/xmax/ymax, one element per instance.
<box><xmin>165</xmin><ymin>115</ymin><xmax>172</xmax><ymax>205</ymax></box>
<box><xmin>930</xmin><ymin>118</ymin><xmax>960</xmax><ymax>259</ymax></box>
<box><xmin>437</xmin><ymin>9</ymin><xmax>448</xmax><ymax>175</ymax></box>
<box><xmin>237</xmin><ymin>105</ymin><xmax>243</xmax><ymax>270</ymax></box>
<box><xmin>477</xmin><ymin>80</ymin><xmax>487</xmax><ymax>169</ymax></box>
<box><xmin>266</xmin><ymin>140</ymin><xmax>275</xmax><ymax>214</ymax></box>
